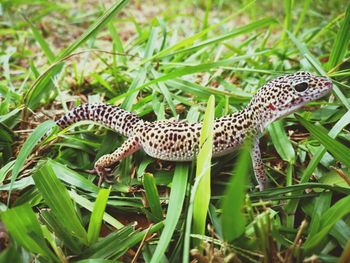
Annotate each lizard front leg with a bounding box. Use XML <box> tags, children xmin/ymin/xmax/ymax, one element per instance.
<box><xmin>94</xmin><ymin>136</ymin><xmax>141</xmax><ymax>185</ymax></box>
<box><xmin>251</xmin><ymin>138</ymin><xmax>267</xmax><ymax>191</ymax></box>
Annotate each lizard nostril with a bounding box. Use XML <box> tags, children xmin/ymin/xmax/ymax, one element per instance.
<box><xmin>325</xmin><ymin>81</ymin><xmax>333</xmax><ymax>87</ymax></box>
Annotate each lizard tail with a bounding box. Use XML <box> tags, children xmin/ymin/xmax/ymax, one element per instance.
<box><xmin>55</xmin><ymin>103</ymin><xmax>142</xmax><ymax>136</ymax></box>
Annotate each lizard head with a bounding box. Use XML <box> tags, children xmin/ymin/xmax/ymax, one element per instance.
<box><xmin>249</xmin><ymin>71</ymin><xmax>333</xmax><ymax>127</ymax></box>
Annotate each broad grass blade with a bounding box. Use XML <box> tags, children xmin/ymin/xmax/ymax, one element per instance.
<box><xmin>143</xmin><ymin>172</ymin><xmax>163</xmax><ymax>222</ymax></box>
<box><xmin>268</xmin><ymin>120</ymin><xmax>295</xmax><ymax>164</ymax></box>
<box><xmin>8</xmin><ymin>120</ymin><xmax>56</xmax><ymax>203</ymax></box>
<box><xmin>327</xmin><ymin>5</ymin><xmax>350</xmax><ymax>70</ymax></box>
<box><xmin>296</xmin><ymin>115</ymin><xmax>350</xmax><ymax>166</ymax></box>
<box><xmin>69</xmin><ymin>191</ymin><xmax>124</xmax><ymax>229</ymax></box>
<box><xmin>221</xmin><ymin>142</ymin><xmax>251</xmax><ymax>242</ymax></box>
<box><xmin>150</xmin><ymin>164</ymin><xmax>189</xmax><ymax>263</ymax></box>
<box><xmin>303</xmin><ymin>194</ymin><xmax>350</xmax><ymax>253</ymax></box>
<box><xmin>87</xmin><ymin>187</ymin><xmax>111</xmax><ymax>245</ymax></box>
<box><xmin>1</xmin><ymin>204</ymin><xmax>58</xmax><ymax>262</ymax></box>
<box><xmin>193</xmin><ymin>95</ymin><xmax>215</xmax><ymax>248</ymax></box>
<box><xmin>33</xmin><ymin>161</ymin><xmax>88</xmax><ymax>244</ymax></box>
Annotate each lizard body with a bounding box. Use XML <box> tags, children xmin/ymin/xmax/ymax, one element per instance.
<box><xmin>54</xmin><ymin>71</ymin><xmax>333</xmax><ymax>190</ymax></box>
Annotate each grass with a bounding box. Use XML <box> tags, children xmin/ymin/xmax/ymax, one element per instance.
<box><xmin>0</xmin><ymin>0</ymin><xmax>350</xmax><ymax>262</ymax></box>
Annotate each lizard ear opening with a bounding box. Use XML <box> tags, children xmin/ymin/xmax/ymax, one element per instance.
<box><xmin>294</xmin><ymin>82</ymin><xmax>308</xmax><ymax>92</ymax></box>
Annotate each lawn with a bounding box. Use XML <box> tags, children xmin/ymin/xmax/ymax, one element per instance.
<box><xmin>0</xmin><ymin>0</ymin><xmax>350</xmax><ymax>262</ymax></box>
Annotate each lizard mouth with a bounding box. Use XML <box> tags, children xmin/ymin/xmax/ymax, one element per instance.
<box><xmin>318</xmin><ymin>78</ymin><xmax>333</xmax><ymax>97</ymax></box>
<box><xmin>291</xmin><ymin>97</ymin><xmax>304</xmax><ymax>105</ymax></box>
<box><xmin>283</xmin><ymin>97</ymin><xmax>305</xmax><ymax>109</ymax></box>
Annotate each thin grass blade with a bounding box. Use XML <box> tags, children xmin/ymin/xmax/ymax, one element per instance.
<box><xmin>287</xmin><ymin>31</ymin><xmax>350</xmax><ymax>110</ymax></box>
<box><xmin>57</xmin><ymin>0</ymin><xmax>129</xmax><ymax>60</ymax></box>
<box><xmin>165</xmin><ymin>18</ymin><xmax>276</xmax><ymax>57</ymax></box>
<box><xmin>142</xmin><ymin>0</ymin><xmax>257</xmax><ymax>63</ymax></box>
<box><xmin>25</xmin><ymin>15</ymin><xmax>55</xmax><ymax>63</ymax></box>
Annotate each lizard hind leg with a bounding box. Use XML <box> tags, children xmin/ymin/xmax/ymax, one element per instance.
<box><xmin>251</xmin><ymin>138</ymin><xmax>267</xmax><ymax>191</ymax></box>
<box><xmin>94</xmin><ymin>136</ymin><xmax>141</xmax><ymax>185</ymax></box>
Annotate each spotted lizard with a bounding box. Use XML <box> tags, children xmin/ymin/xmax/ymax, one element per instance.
<box><xmin>53</xmin><ymin>71</ymin><xmax>333</xmax><ymax>190</ymax></box>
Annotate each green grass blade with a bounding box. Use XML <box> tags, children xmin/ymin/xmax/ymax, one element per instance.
<box><xmin>299</xmin><ymin>110</ymin><xmax>350</xmax><ymax>184</ymax></box>
<box><xmin>0</xmin><ymin>246</ymin><xmax>23</xmax><ymax>263</ymax></box>
<box><xmin>25</xmin><ymin>16</ymin><xmax>55</xmax><ymax>63</ymax></box>
<box><xmin>49</xmin><ymin>160</ymin><xmax>99</xmax><ymax>193</ymax></box>
<box><xmin>7</xmin><ymin>120</ymin><xmax>56</xmax><ymax>204</ymax></box>
<box><xmin>249</xmin><ymin>183</ymin><xmax>350</xmax><ymax>199</ymax></box>
<box><xmin>0</xmin><ymin>107</ymin><xmax>22</xmax><ymax>124</ymax></box>
<box><xmin>293</xmin><ymin>0</ymin><xmax>312</xmax><ymax>35</ymax></box>
<box><xmin>25</xmin><ymin>0</ymin><xmax>129</xmax><ymax>109</ymax></box>
<box><xmin>108</xmin><ymin>22</ymin><xmax>126</xmax><ymax>66</ymax></box>
<box><xmin>268</xmin><ymin>120</ymin><xmax>295</xmax><ymax>164</ymax></box>
<box><xmin>1</xmin><ymin>204</ymin><xmax>58</xmax><ymax>262</ymax></box>
<box><xmin>111</xmin><ymin>222</ymin><xmax>164</xmax><ymax>259</ymax></box>
<box><xmin>163</xmin><ymin>18</ymin><xmax>276</xmax><ymax>58</ymax></box>
<box><xmin>285</xmin><ymin>110</ymin><xmax>350</xmax><ymax>218</ymax></box>
<box><xmin>202</xmin><ymin>0</ymin><xmax>211</xmax><ymax>33</ymax></box>
<box><xmin>339</xmin><ymin>239</ymin><xmax>350</xmax><ymax>263</ymax></box>
<box><xmin>141</xmin><ymin>0</ymin><xmax>257</xmax><ymax>63</ymax></box>
<box><xmin>33</xmin><ymin>160</ymin><xmax>88</xmax><ymax>244</ymax></box>
<box><xmin>151</xmin><ymin>69</ymin><xmax>177</xmax><ymax>117</ymax></box>
<box><xmin>119</xmin><ymin>69</ymin><xmax>147</xmax><ymax>111</ymax></box>
<box><xmin>306</xmin><ymin>192</ymin><xmax>332</xmax><ymax>241</ymax></box>
<box><xmin>82</xmin><ymin>222</ymin><xmax>163</xmax><ymax>259</ymax></box>
<box><xmin>221</xmin><ymin>142</ymin><xmax>251</xmax><ymax>242</ymax></box>
<box><xmin>120</xmin><ymin>26</ymin><xmax>159</xmax><ymax>111</ymax></box>
<box><xmin>150</xmin><ymin>164</ymin><xmax>189</xmax><ymax>263</ymax></box>
<box><xmin>0</xmin><ymin>160</ymin><xmax>14</xmax><ymax>184</ymax></box>
<box><xmin>69</xmin><ymin>191</ymin><xmax>124</xmax><ymax>229</ymax></box>
<box><xmin>327</xmin><ymin>4</ymin><xmax>350</xmax><ymax>70</ymax></box>
<box><xmin>87</xmin><ymin>187</ymin><xmax>111</xmax><ymax>245</ymax></box>
<box><xmin>143</xmin><ymin>173</ymin><xmax>163</xmax><ymax>222</ymax></box>
<box><xmin>296</xmin><ymin>115</ymin><xmax>350</xmax><ymax>166</ymax></box>
<box><xmin>303</xmin><ymin>194</ymin><xmax>350</xmax><ymax>253</ymax></box>
<box><xmin>81</xmin><ymin>225</ymin><xmax>134</xmax><ymax>258</ymax></box>
<box><xmin>109</xmin><ymin>50</ymin><xmax>269</xmax><ymax>104</ymax></box>
<box><xmin>57</xmin><ymin>0</ymin><xmax>129</xmax><ymax>60</ymax></box>
<box><xmin>281</xmin><ymin>0</ymin><xmax>292</xmax><ymax>43</ymax></box>
<box><xmin>75</xmin><ymin>260</ymin><xmax>117</xmax><ymax>263</ymax></box>
<box><xmin>25</xmin><ymin>63</ymin><xmax>64</xmax><ymax>109</ymax></box>
<box><xmin>192</xmin><ymin>95</ymin><xmax>215</xmax><ymax>248</ymax></box>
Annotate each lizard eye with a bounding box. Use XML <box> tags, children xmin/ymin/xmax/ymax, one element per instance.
<box><xmin>294</xmin><ymin>82</ymin><xmax>308</xmax><ymax>92</ymax></box>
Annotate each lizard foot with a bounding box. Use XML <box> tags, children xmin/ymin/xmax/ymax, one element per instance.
<box><xmin>85</xmin><ymin>167</ymin><xmax>114</xmax><ymax>186</ymax></box>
